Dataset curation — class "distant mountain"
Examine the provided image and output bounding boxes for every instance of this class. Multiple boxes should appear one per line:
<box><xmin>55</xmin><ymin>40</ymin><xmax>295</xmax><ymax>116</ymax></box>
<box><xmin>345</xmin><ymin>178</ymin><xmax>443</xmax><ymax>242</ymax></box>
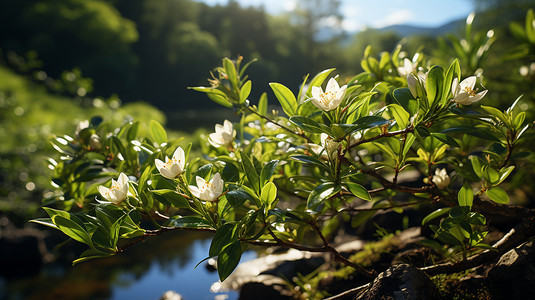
<box><xmin>376</xmin><ymin>18</ymin><xmax>465</xmax><ymax>37</ymax></box>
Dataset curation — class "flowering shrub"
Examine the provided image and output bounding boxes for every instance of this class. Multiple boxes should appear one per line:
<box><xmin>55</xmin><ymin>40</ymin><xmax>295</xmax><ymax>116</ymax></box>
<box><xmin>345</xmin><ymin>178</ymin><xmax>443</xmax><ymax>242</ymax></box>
<box><xmin>34</xmin><ymin>47</ymin><xmax>534</xmax><ymax>289</ymax></box>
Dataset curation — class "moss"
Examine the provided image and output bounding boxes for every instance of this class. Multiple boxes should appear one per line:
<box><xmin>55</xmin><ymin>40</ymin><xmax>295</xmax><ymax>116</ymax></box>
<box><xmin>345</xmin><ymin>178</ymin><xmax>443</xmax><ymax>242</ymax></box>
<box><xmin>432</xmin><ymin>272</ymin><xmax>491</xmax><ymax>300</ymax></box>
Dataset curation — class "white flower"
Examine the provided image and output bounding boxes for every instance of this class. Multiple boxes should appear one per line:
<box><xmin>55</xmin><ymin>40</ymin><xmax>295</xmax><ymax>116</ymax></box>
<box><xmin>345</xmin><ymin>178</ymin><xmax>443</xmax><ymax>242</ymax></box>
<box><xmin>98</xmin><ymin>172</ymin><xmax>129</xmax><ymax>204</ymax></box>
<box><xmin>306</xmin><ymin>133</ymin><xmax>337</xmax><ymax>158</ymax></box>
<box><xmin>432</xmin><ymin>168</ymin><xmax>450</xmax><ymax>189</ymax></box>
<box><xmin>209</xmin><ymin>120</ymin><xmax>236</xmax><ymax>148</ymax></box>
<box><xmin>189</xmin><ymin>173</ymin><xmax>224</xmax><ymax>201</ymax></box>
<box><xmin>407</xmin><ymin>72</ymin><xmax>427</xmax><ymax>99</ymax></box>
<box><xmin>310</xmin><ymin>78</ymin><xmax>347</xmax><ymax>111</ymax></box>
<box><xmin>452</xmin><ymin>76</ymin><xmax>487</xmax><ymax>105</ymax></box>
<box><xmin>155</xmin><ymin>147</ymin><xmax>186</xmax><ymax>179</ymax></box>
<box><xmin>398</xmin><ymin>58</ymin><xmax>417</xmax><ymax>77</ymax></box>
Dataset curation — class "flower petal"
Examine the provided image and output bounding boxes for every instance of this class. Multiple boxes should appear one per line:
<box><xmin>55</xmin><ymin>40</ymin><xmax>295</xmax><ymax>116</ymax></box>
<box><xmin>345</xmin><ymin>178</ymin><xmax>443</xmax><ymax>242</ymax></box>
<box><xmin>460</xmin><ymin>76</ymin><xmax>477</xmax><ymax>90</ymax></box>
<box><xmin>98</xmin><ymin>186</ymin><xmax>111</xmax><ymax>201</ymax></box>
<box><xmin>189</xmin><ymin>185</ymin><xmax>201</xmax><ymax>198</ymax></box>
<box><xmin>311</xmin><ymin>86</ymin><xmax>322</xmax><ymax>100</ymax></box>
<box><xmin>326</xmin><ymin>78</ymin><xmax>340</xmax><ymax>92</ymax></box>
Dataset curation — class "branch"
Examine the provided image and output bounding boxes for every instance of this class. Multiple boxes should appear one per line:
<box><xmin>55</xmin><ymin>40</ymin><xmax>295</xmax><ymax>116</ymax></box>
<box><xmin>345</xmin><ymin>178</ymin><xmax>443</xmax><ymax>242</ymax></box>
<box><xmin>348</xmin><ymin>127</ymin><xmax>414</xmax><ymax>151</ymax></box>
<box><xmin>421</xmin><ymin>216</ymin><xmax>535</xmax><ymax>276</ymax></box>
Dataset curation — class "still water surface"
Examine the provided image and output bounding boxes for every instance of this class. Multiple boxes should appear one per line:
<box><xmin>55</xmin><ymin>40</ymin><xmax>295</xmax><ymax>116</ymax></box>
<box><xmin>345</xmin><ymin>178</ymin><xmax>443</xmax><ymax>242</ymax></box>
<box><xmin>1</xmin><ymin>230</ymin><xmax>255</xmax><ymax>300</ymax></box>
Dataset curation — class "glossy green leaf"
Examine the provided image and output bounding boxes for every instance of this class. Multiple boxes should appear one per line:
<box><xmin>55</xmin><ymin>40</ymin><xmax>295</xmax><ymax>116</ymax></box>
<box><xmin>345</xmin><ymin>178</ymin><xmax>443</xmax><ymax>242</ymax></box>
<box><xmin>150</xmin><ymin>120</ymin><xmax>167</xmax><ymax>146</ymax></box>
<box><xmin>223</xmin><ymin>58</ymin><xmax>238</xmax><ymax>90</ymax></box>
<box><xmin>470</xmin><ymin>156</ymin><xmax>483</xmax><ymax>178</ymax></box>
<box><xmin>151</xmin><ymin>189</ymin><xmax>190</xmax><ymax>208</ymax></box>
<box><xmin>240</xmin><ymin>152</ymin><xmax>260</xmax><ymax>194</ymax></box>
<box><xmin>261</xmin><ymin>182</ymin><xmax>277</xmax><ymax>206</ymax></box>
<box><xmin>167</xmin><ymin>216</ymin><xmax>211</xmax><ymax>228</ymax></box>
<box><xmin>222</xmin><ymin>162</ymin><xmax>240</xmax><ymax>182</ymax></box>
<box><xmin>291</xmin><ymin>155</ymin><xmax>330</xmax><ymax>173</ymax></box>
<box><xmin>260</xmin><ymin>160</ymin><xmax>279</xmax><ymax>186</ymax></box>
<box><xmin>458</xmin><ymin>183</ymin><xmax>473</xmax><ymax>208</ymax></box>
<box><xmin>485</xmin><ymin>187</ymin><xmax>510</xmax><ymax>204</ymax></box>
<box><xmin>387</xmin><ymin>104</ymin><xmax>410</xmax><ymax>128</ymax></box>
<box><xmin>210</xmin><ymin>223</ymin><xmax>238</xmax><ymax>257</ymax></box>
<box><xmin>426</xmin><ymin>66</ymin><xmax>444</xmax><ymax>106</ymax></box>
<box><xmin>431</xmin><ymin>133</ymin><xmax>460</xmax><ymax>148</ymax></box>
<box><xmin>422</xmin><ymin>207</ymin><xmax>452</xmax><ymax>225</ymax></box>
<box><xmin>496</xmin><ymin>166</ymin><xmax>515</xmax><ymax>185</ymax></box>
<box><xmin>289</xmin><ymin>116</ymin><xmax>324</xmax><ymax>133</ymax></box>
<box><xmin>270</xmin><ymin>82</ymin><xmax>297</xmax><ymax>117</ymax></box>
<box><xmin>226</xmin><ymin>189</ymin><xmax>253</xmax><ymax>207</ymax></box>
<box><xmin>217</xmin><ymin>241</ymin><xmax>242</xmax><ymax>281</ymax></box>
<box><xmin>239</xmin><ymin>80</ymin><xmax>252</xmax><ymax>103</ymax></box>
<box><xmin>346</xmin><ymin>182</ymin><xmax>371</xmax><ymax>201</ymax></box>
<box><xmin>307</xmin><ymin>182</ymin><xmax>340</xmax><ymax>210</ymax></box>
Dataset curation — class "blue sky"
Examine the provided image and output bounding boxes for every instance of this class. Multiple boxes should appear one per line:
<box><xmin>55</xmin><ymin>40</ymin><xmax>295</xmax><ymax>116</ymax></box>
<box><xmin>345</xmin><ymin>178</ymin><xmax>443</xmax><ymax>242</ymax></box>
<box><xmin>199</xmin><ymin>0</ymin><xmax>474</xmax><ymax>31</ymax></box>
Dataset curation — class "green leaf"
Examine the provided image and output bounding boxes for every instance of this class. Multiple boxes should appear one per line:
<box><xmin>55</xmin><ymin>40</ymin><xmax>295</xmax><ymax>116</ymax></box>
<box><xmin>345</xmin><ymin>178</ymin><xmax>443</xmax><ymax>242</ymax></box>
<box><xmin>289</xmin><ymin>116</ymin><xmax>324</xmax><ymax>134</ymax></box>
<box><xmin>226</xmin><ymin>189</ymin><xmax>253</xmax><ymax>207</ymax></box>
<box><xmin>193</xmin><ymin>87</ymin><xmax>233</xmax><ymax>108</ymax></box>
<box><xmin>127</xmin><ymin>121</ymin><xmax>140</xmax><ymax>142</ymax></box>
<box><xmin>217</xmin><ymin>241</ymin><xmax>242</xmax><ymax>281</ymax></box>
<box><xmin>258</xmin><ymin>92</ymin><xmax>268</xmax><ymax>115</ymax></box>
<box><xmin>426</xmin><ymin>66</ymin><xmax>444</xmax><ymax>106</ymax></box>
<box><xmin>210</xmin><ymin>223</ymin><xmax>238</xmax><ymax>257</ymax></box>
<box><xmin>73</xmin><ymin>249</ymin><xmax>114</xmax><ymax>265</ymax></box>
<box><xmin>392</xmin><ymin>88</ymin><xmax>418</xmax><ymax>115</ymax></box>
<box><xmin>482</xmin><ymin>167</ymin><xmax>500</xmax><ymax>185</ymax></box>
<box><xmin>223</xmin><ymin>58</ymin><xmax>238</xmax><ymax>90</ymax></box>
<box><xmin>260</xmin><ymin>160</ymin><xmax>279</xmax><ymax>187</ymax></box>
<box><xmin>467</xmin><ymin>212</ymin><xmax>486</xmax><ymax>225</ymax></box>
<box><xmin>240</xmin><ymin>152</ymin><xmax>260</xmax><ymax>194</ymax></box>
<box><xmin>431</xmin><ymin>133</ymin><xmax>460</xmax><ymax>148</ymax></box>
<box><xmin>269</xmin><ymin>82</ymin><xmax>297</xmax><ymax>117</ymax></box>
<box><xmin>167</xmin><ymin>216</ymin><xmax>211</xmax><ymax>228</ymax></box>
<box><xmin>151</xmin><ymin>189</ymin><xmax>190</xmax><ymax>208</ymax></box>
<box><xmin>239</xmin><ymin>80</ymin><xmax>252</xmax><ymax>103</ymax></box>
<box><xmin>43</xmin><ymin>208</ymin><xmax>94</xmax><ymax>248</ymax></box>
<box><xmin>291</xmin><ymin>155</ymin><xmax>331</xmax><ymax>173</ymax></box>
<box><xmin>485</xmin><ymin>187</ymin><xmax>510</xmax><ymax>204</ymax></box>
<box><xmin>470</xmin><ymin>156</ymin><xmax>484</xmax><ymax>178</ymax></box>
<box><xmin>261</xmin><ymin>182</ymin><xmax>277</xmax><ymax>207</ymax></box>
<box><xmin>346</xmin><ymin>182</ymin><xmax>371</xmax><ymax>201</ymax></box>
<box><xmin>150</xmin><ymin>120</ymin><xmax>167</xmax><ymax>146</ymax></box>
<box><xmin>442</xmin><ymin>59</ymin><xmax>460</xmax><ymax>105</ymax></box>
<box><xmin>422</xmin><ymin>207</ymin><xmax>452</xmax><ymax>225</ymax></box>
<box><xmin>458</xmin><ymin>183</ymin><xmax>474</xmax><ymax>208</ymax></box>
<box><xmin>496</xmin><ymin>166</ymin><xmax>515</xmax><ymax>185</ymax></box>
<box><xmin>307</xmin><ymin>182</ymin><xmax>341</xmax><ymax>210</ymax></box>
<box><xmin>54</xmin><ymin>215</ymin><xmax>94</xmax><ymax>247</ymax></box>
<box><xmin>387</xmin><ymin>104</ymin><xmax>410</xmax><ymax>129</ymax></box>
<box><xmin>222</xmin><ymin>162</ymin><xmax>240</xmax><ymax>182</ymax></box>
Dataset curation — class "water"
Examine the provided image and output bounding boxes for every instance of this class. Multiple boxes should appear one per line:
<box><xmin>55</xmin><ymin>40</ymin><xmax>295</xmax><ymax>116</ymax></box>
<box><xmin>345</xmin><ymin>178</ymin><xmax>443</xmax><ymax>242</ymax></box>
<box><xmin>1</xmin><ymin>230</ymin><xmax>255</xmax><ymax>300</ymax></box>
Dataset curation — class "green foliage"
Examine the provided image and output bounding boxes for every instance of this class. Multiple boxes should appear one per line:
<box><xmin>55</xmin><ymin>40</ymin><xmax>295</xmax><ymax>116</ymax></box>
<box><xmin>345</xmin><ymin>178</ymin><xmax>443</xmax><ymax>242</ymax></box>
<box><xmin>36</xmin><ymin>48</ymin><xmax>535</xmax><ymax>284</ymax></box>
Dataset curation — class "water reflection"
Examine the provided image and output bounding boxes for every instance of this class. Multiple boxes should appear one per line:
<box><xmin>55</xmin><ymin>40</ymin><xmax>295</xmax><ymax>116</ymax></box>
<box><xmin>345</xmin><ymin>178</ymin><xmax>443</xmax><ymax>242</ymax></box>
<box><xmin>1</xmin><ymin>230</ymin><xmax>253</xmax><ymax>300</ymax></box>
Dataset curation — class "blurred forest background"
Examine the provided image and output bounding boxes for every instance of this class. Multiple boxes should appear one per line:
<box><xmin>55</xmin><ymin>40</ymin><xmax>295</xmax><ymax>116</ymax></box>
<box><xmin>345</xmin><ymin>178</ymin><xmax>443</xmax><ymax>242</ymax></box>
<box><xmin>0</xmin><ymin>0</ymin><xmax>534</xmax><ymax>225</ymax></box>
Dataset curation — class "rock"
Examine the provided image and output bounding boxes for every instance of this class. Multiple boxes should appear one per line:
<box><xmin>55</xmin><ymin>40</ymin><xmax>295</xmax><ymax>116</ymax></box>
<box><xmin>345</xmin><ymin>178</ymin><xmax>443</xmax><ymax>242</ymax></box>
<box><xmin>355</xmin><ymin>264</ymin><xmax>437</xmax><ymax>300</ymax></box>
<box><xmin>487</xmin><ymin>240</ymin><xmax>535</xmax><ymax>299</ymax></box>
<box><xmin>211</xmin><ymin>249</ymin><xmax>325</xmax><ymax>299</ymax></box>
<box><xmin>236</xmin><ymin>275</ymin><xmax>293</xmax><ymax>300</ymax></box>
